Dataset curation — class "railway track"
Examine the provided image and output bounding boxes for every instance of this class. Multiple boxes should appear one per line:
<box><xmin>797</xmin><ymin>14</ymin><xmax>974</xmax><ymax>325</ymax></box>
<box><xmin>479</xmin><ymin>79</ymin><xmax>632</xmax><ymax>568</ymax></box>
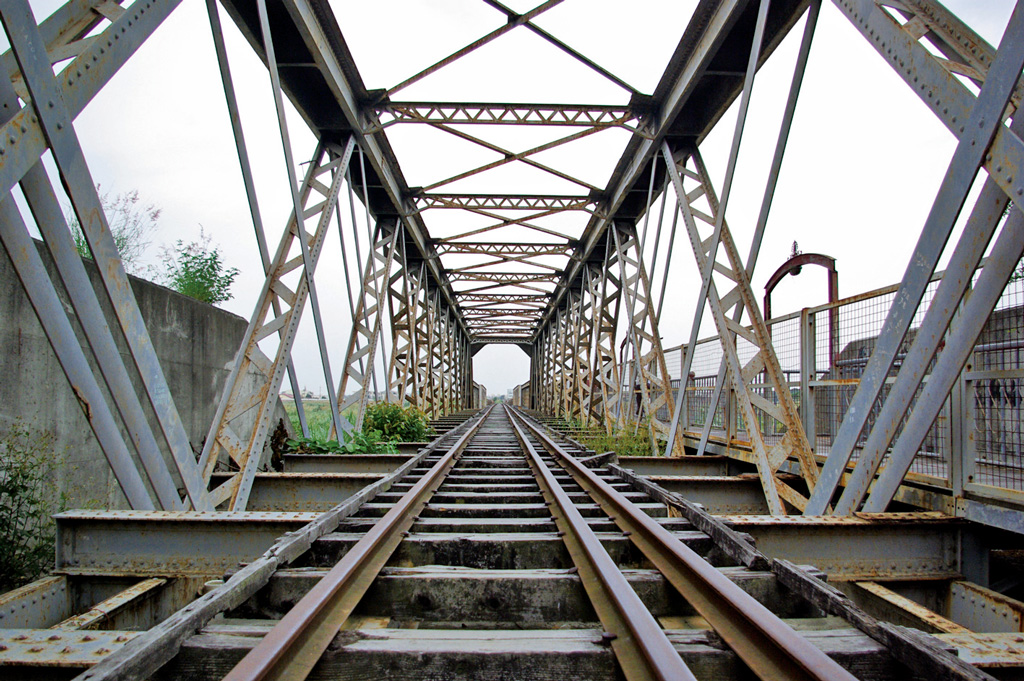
<box><xmin>69</xmin><ymin>405</ymin><xmax>991</xmax><ymax>681</ymax></box>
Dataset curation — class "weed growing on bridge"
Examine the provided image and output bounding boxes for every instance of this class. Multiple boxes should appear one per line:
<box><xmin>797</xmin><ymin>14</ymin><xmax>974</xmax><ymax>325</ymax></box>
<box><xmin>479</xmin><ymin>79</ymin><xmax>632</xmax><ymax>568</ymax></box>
<box><xmin>363</xmin><ymin>403</ymin><xmax>434</xmax><ymax>442</ymax></box>
<box><xmin>579</xmin><ymin>424</ymin><xmax>656</xmax><ymax>458</ymax></box>
<box><xmin>286</xmin><ymin>429</ymin><xmax>396</xmax><ymax>455</ymax></box>
<box><xmin>283</xmin><ymin>401</ymin><xmax>431</xmax><ymax>455</ymax></box>
<box><xmin>0</xmin><ymin>424</ymin><xmax>66</xmax><ymax>591</ymax></box>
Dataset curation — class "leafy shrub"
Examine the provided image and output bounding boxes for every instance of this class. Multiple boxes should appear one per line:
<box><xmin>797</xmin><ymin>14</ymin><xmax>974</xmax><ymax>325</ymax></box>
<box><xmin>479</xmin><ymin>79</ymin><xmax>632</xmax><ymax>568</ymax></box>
<box><xmin>159</xmin><ymin>228</ymin><xmax>239</xmax><ymax>305</ymax></box>
<box><xmin>0</xmin><ymin>425</ymin><xmax>66</xmax><ymax>591</ymax></box>
<box><xmin>362</xmin><ymin>402</ymin><xmax>434</xmax><ymax>442</ymax></box>
<box><xmin>286</xmin><ymin>428</ymin><xmax>397</xmax><ymax>455</ymax></box>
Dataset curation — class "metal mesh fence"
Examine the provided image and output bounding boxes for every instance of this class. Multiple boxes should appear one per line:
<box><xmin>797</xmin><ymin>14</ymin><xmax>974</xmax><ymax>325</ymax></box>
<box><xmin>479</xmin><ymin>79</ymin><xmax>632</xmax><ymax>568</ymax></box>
<box><xmin>663</xmin><ymin>262</ymin><xmax>1023</xmax><ymax>500</ymax></box>
<box><xmin>808</xmin><ymin>275</ymin><xmax>949</xmax><ymax>482</ymax></box>
<box><xmin>970</xmin><ymin>272</ymin><xmax>1023</xmax><ymax>491</ymax></box>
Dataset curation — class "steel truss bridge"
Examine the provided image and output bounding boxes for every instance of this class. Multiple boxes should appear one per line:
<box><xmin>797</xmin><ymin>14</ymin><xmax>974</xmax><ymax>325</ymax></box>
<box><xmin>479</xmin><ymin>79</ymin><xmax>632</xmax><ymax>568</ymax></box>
<box><xmin>1</xmin><ymin>0</ymin><xmax>1024</xmax><ymax>677</ymax></box>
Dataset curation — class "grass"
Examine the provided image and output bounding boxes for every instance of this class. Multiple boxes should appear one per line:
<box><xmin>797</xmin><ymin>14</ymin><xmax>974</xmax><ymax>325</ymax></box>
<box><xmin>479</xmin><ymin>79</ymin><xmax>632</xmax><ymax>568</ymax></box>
<box><xmin>578</xmin><ymin>424</ymin><xmax>658</xmax><ymax>457</ymax></box>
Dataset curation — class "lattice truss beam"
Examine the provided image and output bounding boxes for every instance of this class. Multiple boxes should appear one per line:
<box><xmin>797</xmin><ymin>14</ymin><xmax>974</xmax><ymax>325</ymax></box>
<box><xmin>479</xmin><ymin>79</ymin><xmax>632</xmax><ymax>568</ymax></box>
<box><xmin>3</xmin><ymin>0</ymin><xmax>1023</xmax><ymax>524</ymax></box>
<box><xmin>0</xmin><ymin>0</ymin><xmax>217</xmax><ymax>513</ymax></box>
<box><xmin>200</xmin><ymin>139</ymin><xmax>355</xmax><ymax>509</ymax></box>
<box><xmin>662</xmin><ymin>146</ymin><xmax>819</xmax><ymax>513</ymax></box>
<box><xmin>361</xmin><ymin>0</ymin><xmax>647</xmax><ymax>346</ymax></box>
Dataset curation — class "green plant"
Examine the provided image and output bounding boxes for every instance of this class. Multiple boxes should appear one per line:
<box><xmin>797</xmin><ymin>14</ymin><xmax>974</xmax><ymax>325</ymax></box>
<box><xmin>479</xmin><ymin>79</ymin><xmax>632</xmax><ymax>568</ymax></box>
<box><xmin>159</xmin><ymin>228</ymin><xmax>239</xmax><ymax>304</ymax></box>
<box><xmin>68</xmin><ymin>185</ymin><xmax>160</xmax><ymax>276</ymax></box>
<box><xmin>579</xmin><ymin>424</ymin><xmax>656</xmax><ymax>458</ymax></box>
<box><xmin>0</xmin><ymin>424</ymin><xmax>66</xmax><ymax>591</ymax></box>
<box><xmin>362</xmin><ymin>402</ymin><xmax>434</xmax><ymax>442</ymax></box>
<box><xmin>286</xmin><ymin>428</ymin><xmax>397</xmax><ymax>455</ymax></box>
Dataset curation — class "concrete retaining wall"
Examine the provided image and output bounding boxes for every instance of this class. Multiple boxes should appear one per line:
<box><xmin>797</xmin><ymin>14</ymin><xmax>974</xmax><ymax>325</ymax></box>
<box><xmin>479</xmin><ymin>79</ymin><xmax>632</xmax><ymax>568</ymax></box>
<box><xmin>0</xmin><ymin>239</ymin><xmax>284</xmax><ymax>509</ymax></box>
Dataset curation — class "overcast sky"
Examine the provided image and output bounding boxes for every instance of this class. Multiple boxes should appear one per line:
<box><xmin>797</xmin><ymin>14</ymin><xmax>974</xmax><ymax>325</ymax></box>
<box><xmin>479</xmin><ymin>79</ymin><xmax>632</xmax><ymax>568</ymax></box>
<box><xmin>7</xmin><ymin>0</ymin><xmax>1017</xmax><ymax>397</ymax></box>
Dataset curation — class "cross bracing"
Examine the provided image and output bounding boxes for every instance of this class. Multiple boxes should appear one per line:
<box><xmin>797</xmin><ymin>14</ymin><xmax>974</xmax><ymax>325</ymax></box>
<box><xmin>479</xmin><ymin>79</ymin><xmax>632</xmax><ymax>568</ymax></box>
<box><xmin>0</xmin><ymin>0</ymin><xmax>1021</xmax><ymax>535</ymax></box>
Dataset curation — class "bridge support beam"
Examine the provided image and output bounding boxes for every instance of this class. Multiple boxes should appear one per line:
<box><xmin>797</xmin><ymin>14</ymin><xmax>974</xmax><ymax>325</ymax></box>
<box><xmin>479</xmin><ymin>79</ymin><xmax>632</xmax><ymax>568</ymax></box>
<box><xmin>200</xmin><ymin>139</ymin><xmax>355</xmax><ymax>511</ymax></box>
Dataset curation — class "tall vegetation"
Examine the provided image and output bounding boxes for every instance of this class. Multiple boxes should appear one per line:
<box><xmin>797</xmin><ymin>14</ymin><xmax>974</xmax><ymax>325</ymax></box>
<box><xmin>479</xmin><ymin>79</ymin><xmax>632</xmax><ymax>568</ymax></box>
<box><xmin>69</xmin><ymin>186</ymin><xmax>159</xmax><ymax>276</ymax></box>
<box><xmin>362</xmin><ymin>403</ymin><xmax>434</xmax><ymax>442</ymax></box>
<box><xmin>283</xmin><ymin>402</ymin><xmax>434</xmax><ymax>455</ymax></box>
<box><xmin>0</xmin><ymin>425</ymin><xmax>66</xmax><ymax>591</ymax></box>
<box><xmin>159</xmin><ymin>228</ymin><xmax>240</xmax><ymax>304</ymax></box>
<box><xmin>69</xmin><ymin>187</ymin><xmax>239</xmax><ymax>305</ymax></box>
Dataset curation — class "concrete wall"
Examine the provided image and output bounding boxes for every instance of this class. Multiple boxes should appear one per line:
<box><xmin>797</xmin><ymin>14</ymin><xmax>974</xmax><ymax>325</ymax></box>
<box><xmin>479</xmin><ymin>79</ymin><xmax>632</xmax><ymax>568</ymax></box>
<box><xmin>0</xmin><ymin>239</ymin><xmax>285</xmax><ymax>509</ymax></box>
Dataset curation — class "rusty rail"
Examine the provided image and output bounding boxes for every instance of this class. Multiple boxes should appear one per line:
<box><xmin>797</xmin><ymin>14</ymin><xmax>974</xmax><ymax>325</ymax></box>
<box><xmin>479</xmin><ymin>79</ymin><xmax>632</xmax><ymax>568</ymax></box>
<box><xmin>508</xmin><ymin>405</ymin><xmax>858</xmax><ymax>681</ymax></box>
<box><xmin>220</xmin><ymin>405</ymin><xmax>495</xmax><ymax>681</ymax></box>
<box><xmin>505</xmin><ymin>405</ymin><xmax>696</xmax><ymax>681</ymax></box>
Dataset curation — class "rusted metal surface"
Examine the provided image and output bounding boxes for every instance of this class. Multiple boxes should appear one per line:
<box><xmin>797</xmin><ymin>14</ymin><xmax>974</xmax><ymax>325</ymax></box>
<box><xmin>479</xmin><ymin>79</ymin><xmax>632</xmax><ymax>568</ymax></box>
<box><xmin>935</xmin><ymin>632</ymin><xmax>1024</xmax><ymax>669</ymax></box>
<box><xmin>949</xmin><ymin>581</ymin><xmax>1024</xmax><ymax>633</ymax></box>
<box><xmin>510</xmin><ymin>406</ymin><xmax>856</xmax><ymax>681</ymax></box>
<box><xmin>722</xmin><ymin>513</ymin><xmax>962</xmax><ymax>580</ymax></box>
<box><xmin>506</xmin><ymin>406</ymin><xmax>697</xmax><ymax>681</ymax></box>
<box><xmin>208</xmin><ymin>473</ymin><xmax>385</xmax><ymax>513</ymax></box>
<box><xmin>51</xmin><ymin>578</ymin><xmax>167</xmax><ymax>631</ymax></box>
<box><xmin>850</xmin><ymin>582</ymin><xmax>970</xmax><ymax>635</ymax></box>
<box><xmin>0</xmin><ymin>576</ymin><xmax>71</xmax><ymax>630</ymax></box>
<box><xmin>221</xmin><ymin>406</ymin><xmax>494</xmax><ymax>681</ymax></box>
<box><xmin>0</xmin><ymin>628</ymin><xmax>138</xmax><ymax>667</ymax></box>
<box><xmin>55</xmin><ymin>511</ymin><xmax>321</xmax><ymax>576</ymax></box>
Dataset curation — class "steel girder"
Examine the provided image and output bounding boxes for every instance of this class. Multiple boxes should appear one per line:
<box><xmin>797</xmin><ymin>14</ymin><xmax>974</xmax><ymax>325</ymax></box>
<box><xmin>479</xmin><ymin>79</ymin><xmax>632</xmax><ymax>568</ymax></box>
<box><xmin>578</xmin><ymin>264</ymin><xmax>606</xmax><ymax>427</ymax></box>
<box><xmin>562</xmin><ymin>288</ymin><xmax>586</xmax><ymax>420</ymax></box>
<box><xmin>334</xmin><ymin>219</ymin><xmax>401</xmax><ymax>431</ymax></box>
<box><xmin>386</xmin><ymin>252</ymin><xmax>422</xmax><ymax>410</ymax></box>
<box><xmin>805</xmin><ymin>0</ymin><xmax>1024</xmax><ymax>515</ymax></box>
<box><xmin>415</xmin><ymin>194</ymin><xmax>592</xmax><ymax>212</ymax></box>
<box><xmin>609</xmin><ymin>223</ymin><xmax>685</xmax><ymax>456</ymax></box>
<box><xmin>404</xmin><ymin>282</ymin><xmax>471</xmax><ymax>418</ymax></box>
<box><xmin>663</xmin><ymin>146</ymin><xmax>819</xmax><ymax>514</ymax></box>
<box><xmin>200</xmin><ymin>139</ymin><xmax>354</xmax><ymax>510</ymax></box>
<box><xmin>418</xmin><ymin>288</ymin><xmax>441</xmax><ymax>417</ymax></box>
<box><xmin>571</xmin><ymin>266</ymin><xmax>599</xmax><ymax>426</ymax></box>
<box><xmin>591</xmin><ymin>241</ymin><xmax>624</xmax><ymax>434</ymax></box>
<box><xmin>374</xmin><ymin>102</ymin><xmax>640</xmax><ymax>133</ymax></box>
<box><xmin>0</xmin><ymin>0</ymin><xmax>216</xmax><ymax>511</ymax></box>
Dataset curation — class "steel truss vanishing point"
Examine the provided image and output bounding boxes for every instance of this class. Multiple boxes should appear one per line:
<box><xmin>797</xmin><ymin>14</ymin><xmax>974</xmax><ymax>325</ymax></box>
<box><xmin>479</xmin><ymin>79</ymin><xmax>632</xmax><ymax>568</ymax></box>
<box><xmin>0</xmin><ymin>0</ymin><xmax>1022</xmax><ymax>525</ymax></box>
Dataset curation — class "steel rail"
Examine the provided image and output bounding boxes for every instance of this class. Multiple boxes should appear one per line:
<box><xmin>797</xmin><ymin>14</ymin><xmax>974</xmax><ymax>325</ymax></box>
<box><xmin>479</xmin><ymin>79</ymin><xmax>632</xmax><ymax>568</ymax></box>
<box><xmin>508</xmin><ymin>406</ymin><xmax>859</xmax><ymax>681</ymax></box>
<box><xmin>503</xmin><ymin>405</ymin><xmax>696</xmax><ymax>681</ymax></box>
<box><xmin>221</xmin><ymin>405</ymin><xmax>495</xmax><ymax>681</ymax></box>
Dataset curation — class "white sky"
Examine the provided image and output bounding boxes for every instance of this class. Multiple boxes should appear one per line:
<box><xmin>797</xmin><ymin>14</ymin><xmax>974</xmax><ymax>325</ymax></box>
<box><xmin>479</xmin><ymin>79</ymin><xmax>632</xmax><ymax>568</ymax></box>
<box><xmin>7</xmin><ymin>0</ymin><xmax>1017</xmax><ymax>397</ymax></box>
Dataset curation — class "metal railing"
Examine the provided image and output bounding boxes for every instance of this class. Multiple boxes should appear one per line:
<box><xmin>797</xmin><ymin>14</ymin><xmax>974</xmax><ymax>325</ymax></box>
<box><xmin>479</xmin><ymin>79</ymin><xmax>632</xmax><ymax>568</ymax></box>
<box><xmin>664</xmin><ymin>267</ymin><xmax>1024</xmax><ymax>507</ymax></box>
